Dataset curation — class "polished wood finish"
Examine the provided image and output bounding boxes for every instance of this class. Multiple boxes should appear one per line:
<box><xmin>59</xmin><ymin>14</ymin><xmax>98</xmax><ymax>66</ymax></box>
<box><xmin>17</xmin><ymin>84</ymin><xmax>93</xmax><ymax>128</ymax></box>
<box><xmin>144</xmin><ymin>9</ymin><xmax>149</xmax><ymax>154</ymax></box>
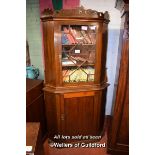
<box><xmin>107</xmin><ymin>1</ymin><xmax>129</xmax><ymax>154</ymax></box>
<box><xmin>41</xmin><ymin>7</ymin><xmax>110</xmax><ymax>142</ymax></box>
<box><xmin>64</xmin><ymin>91</ymin><xmax>94</xmax><ymax>98</ymax></box>
<box><xmin>26</xmin><ymin>123</ymin><xmax>43</xmax><ymax>155</ymax></box>
<box><xmin>41</xmin><ymin>6</ymin><xmax>110</xmax><ymax>23</ymax></box>
<box><xmin>26</xmin><ymin>79</ymin><xmax>47</xmax><ymax>139</ymax></box>
<box><xmin>44</xmin><ymin>89</ymin><xmax>107</xmax><ymax>141</ymax></box>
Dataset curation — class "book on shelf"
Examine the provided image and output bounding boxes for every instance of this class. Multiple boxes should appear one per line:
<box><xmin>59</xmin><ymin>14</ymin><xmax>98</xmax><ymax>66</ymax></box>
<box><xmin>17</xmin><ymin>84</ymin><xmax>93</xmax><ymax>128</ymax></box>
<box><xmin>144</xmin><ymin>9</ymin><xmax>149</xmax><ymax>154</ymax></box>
<box><xmin>66</xmin><ymin>33</ymin><xmax>76</xmax><ymax>44</ymax></box>
<box><xmin>61</xmin><ymin>26</ymin><xmax>96</xmax><ymax>45</ymax></box>
<box><xmin>62</xmin><ymin>33</ymin><xmax>70</xmax><ymax>44</ymax></box>
<box><xmin>62</xmin><ymin>27</ymin><xmax>78</xmax><ymax>44</ymax></box>
<box><xmin>62</xmin><ymin>59</ymin><xmax>76</xmax><ymax>65</ymax></box>
<box><xmin>80</xmin><ymin>30</ymin><xmax>92</xmax><ymax>44</ymax></box>
<box><xmin>62</xmin><ymin>67</ymin><xmax>95</xmax><ymax>82</ymax></box>
<box><xmin>89</xmin><ymin>33</ymin><xmax>96</xmax><ymax>44</ymax></box>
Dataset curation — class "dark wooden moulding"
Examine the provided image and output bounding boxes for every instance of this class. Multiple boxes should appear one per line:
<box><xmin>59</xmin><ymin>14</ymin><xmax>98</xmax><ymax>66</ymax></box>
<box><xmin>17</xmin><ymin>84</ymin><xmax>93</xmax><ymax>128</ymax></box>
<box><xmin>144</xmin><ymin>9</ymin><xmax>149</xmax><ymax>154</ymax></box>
<box><xmin>40</xmin><ymin>6</ymin><xmax>110</xmax><ymax>143</ymax></box>
<box><xmin>107</xmin><ymin>0</ymin><xmax>129</xmax><ymax>154</ymax></box>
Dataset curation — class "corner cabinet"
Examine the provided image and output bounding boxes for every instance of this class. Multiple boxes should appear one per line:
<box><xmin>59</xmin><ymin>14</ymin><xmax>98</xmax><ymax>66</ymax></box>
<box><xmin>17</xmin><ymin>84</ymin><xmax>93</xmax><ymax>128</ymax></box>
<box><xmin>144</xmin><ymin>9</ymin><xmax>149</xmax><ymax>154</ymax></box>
<box><xmin>41</xmin><ymin>7</ymin><xmax>110</xmax><ymax>142</ymax></box>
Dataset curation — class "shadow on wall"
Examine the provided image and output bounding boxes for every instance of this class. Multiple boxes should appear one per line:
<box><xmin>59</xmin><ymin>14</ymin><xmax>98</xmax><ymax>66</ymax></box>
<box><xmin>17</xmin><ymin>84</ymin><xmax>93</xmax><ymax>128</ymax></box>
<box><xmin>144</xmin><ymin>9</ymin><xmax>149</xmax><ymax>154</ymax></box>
<box><xmin>106</xmin><ymin>29</ymin><xmax>121</xmax><ymax>115</ymax></box>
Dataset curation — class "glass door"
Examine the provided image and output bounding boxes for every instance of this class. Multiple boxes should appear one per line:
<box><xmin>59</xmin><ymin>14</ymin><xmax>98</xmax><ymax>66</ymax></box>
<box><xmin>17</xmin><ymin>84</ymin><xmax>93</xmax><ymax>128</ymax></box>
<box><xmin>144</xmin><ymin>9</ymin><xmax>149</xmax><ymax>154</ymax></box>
<box><xmin>61</xmin><ymin>25</ymin><xmax>97</xmax><ymax>83</ymax></box>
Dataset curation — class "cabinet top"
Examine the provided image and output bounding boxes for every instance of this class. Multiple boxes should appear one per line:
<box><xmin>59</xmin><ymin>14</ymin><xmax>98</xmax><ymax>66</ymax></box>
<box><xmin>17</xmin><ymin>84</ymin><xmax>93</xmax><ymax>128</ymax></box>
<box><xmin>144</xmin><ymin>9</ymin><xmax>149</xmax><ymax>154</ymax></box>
<box><xmin>41</xmin><ymin>6</ymin><xmax>110</xmax><ymax>23</ymax></box>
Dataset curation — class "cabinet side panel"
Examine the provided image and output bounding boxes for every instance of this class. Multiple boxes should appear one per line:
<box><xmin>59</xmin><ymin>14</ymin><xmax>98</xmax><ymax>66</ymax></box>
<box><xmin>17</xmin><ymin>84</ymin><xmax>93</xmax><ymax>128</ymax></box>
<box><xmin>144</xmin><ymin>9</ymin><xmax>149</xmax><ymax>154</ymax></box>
<box><xmin>101</xmin><ymin>23</ymin><xmax>108</xmax><ymax>83</ymax></box>
<box><xmin>42</xmin><ymin>21</ymin><xmax>56</xmax><ymax>85</ymax></box>
<box><xmin>116</xmin><ymin>78</ymin><xmax>129</xmax><ymax>145</ymax></box>
<box><xmin>44</xmin><ymin>92</ymin><xmax>58</xmax><ymax>137</ymax></box>
<box><xmin>99</xmin><ymin>88</ymin><xmax>107</xmax><ymax>133</ymax></box>
<box><xmin>94</xmin><ymin>23</ymin><xmax>102</xmax><ymax>84</ymax></box>
<box><xmin>53</xmin><ymin>22</ymin><xmax>62</xmax><ymax>86</ymax></box>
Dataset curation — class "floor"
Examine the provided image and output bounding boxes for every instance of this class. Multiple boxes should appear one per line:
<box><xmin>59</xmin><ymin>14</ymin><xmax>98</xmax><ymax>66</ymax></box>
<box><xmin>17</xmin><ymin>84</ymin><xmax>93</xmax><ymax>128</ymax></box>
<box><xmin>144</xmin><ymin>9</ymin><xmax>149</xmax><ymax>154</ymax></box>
<box><xmin>43</xmin><ymin>118</ymin><xmax>111</xmax><ymax>155</ymax></box>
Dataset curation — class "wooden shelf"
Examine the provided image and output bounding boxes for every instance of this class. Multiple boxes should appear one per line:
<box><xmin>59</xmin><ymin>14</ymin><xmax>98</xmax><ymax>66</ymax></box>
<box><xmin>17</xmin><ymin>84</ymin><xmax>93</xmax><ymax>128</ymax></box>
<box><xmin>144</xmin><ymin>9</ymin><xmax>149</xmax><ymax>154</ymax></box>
<box><xmin>62</xmin><ymin>63</ymin><xmax>95</xmax><ymax>67</ymax></box>
<box><xmin>62</xmin><ymin>44</ymin><xmax>96</xmax><ymax>46</ymax></box>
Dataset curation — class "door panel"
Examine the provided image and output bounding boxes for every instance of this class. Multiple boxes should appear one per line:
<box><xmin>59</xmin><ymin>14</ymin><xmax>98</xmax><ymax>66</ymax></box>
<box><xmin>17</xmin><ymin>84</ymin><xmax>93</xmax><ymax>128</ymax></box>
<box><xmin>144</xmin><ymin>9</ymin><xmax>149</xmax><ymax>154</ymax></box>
<box><xmin>117</xmin><ymin>80</ymin><xmax>129</xmax><ymax>146</ymax></box>
<box><xmin>63</xmin><ymin>95</ymin><xmax>95</xmax><ymax>136</ymax></box>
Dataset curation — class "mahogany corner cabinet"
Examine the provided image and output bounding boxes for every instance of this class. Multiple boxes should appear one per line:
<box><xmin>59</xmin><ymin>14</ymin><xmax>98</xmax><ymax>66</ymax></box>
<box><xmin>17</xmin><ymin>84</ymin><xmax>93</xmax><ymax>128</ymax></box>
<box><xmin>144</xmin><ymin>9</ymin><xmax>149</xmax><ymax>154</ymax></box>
<box><xmin>41</xmin><ymin>6</ymin><xmax>110</xmax><ymax>142</ymax></box>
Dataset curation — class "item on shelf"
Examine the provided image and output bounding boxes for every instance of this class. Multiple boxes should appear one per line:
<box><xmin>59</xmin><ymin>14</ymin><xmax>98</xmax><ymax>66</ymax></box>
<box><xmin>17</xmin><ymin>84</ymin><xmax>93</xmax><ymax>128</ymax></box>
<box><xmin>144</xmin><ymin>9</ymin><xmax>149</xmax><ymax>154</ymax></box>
<box><xmin>81</xmin><ymin>30</ymin><xmax>92</xmax><ymax>44</ymax></box>
<box><xmin>69</xmin><ymin>27</ymin><xmax>78</xmax><ymax>43</ymax></box>
<box><xmin>70</xmin><ymin>55</ymin><xmax>87</xmax><ymax>62</ymax></box>
<box><xmin>70</xmin><ymin>27</ymin><xmax>77</xmax><ymax>38</ymax></box>
<box><xmin>61</xmin><ymin>32</ymin><xmax>70</xmax><ymax>44</ymax></box>
<box><xmin>89</xmin><ymin>33</ymin><xmax>96</xmax><ymax>44</ymax></box>
<box><xmin>61</xmin><ymin>25</ymin><xmax>96</xmax><ymax>45</ymax></box>
<box><xmin>88</xmin><ymin>51</ymin><xmax>95</xmax><ymax>63</ymax></box>
<box><xmin>74</xmin><ymin>30</ymin><xmax>83</xmax><ymax>44</ymax></box>
<box><xmin>89</xmin><ymin>25</ymin><xmax>96</xmax><ymax>30</ymax></box>
<box><xmin>62</xmin><ymin>52</ymin><xmax>68</xmax><ymax>59</ymax></box>
<box><xmin>62</xmin><ymin>27</ymin><xmax>77</xmax><ymax>44</ymax></box>
<box><xmin>88</xmin><ymin>26</ymin><xmax>96</xmax><ymax>44</ymax></box>
<box><xmin>66</xmin><ymin>33</ymin><xmax>76</xmax><ymax>44</ymax></box>
<box><xmin>62</xmin><ymin>67</ymin><xmax>95</xmax><ymax>83</ymax></box>
<box><xmin>62</xmin><ymin>59</ymin><xmax>76</xmax><ymax>65</ymax></box>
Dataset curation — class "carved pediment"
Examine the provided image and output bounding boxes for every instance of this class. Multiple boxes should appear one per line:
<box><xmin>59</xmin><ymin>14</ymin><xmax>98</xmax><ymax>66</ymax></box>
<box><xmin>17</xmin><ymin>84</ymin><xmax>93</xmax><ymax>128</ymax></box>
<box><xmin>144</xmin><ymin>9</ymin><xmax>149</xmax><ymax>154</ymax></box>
<box><xmin>41</xmin><ymin>8</ymin><xmax>54</xmax><ymax>16</ymax></box>
<box><xmin>41</xmin><ymin>6</ymin><xmax>110</xmax><ymax>22</ymax></box>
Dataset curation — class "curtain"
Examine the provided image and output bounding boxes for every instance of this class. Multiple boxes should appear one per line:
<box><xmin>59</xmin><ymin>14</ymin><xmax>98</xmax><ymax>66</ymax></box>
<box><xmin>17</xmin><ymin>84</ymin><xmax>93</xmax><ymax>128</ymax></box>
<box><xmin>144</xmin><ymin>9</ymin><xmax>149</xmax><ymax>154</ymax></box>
<box><xmin>52</xmin><ymin>0</ymin><xmax>80</xmax><ymax>10</ymax></box>
<box><xmin>39</xmin><ymin>0</ymin><xmax>80</xmax><ymax>12</ymax></box>
<box><xmin>39</xmin><ymin>0</ymin><xmax>53</xmax><ymax>14</ymax></box>
<box><xmin>63</xmin><ymin>0</ymin><xmax>80</xmax><ymax>9</ymax></box>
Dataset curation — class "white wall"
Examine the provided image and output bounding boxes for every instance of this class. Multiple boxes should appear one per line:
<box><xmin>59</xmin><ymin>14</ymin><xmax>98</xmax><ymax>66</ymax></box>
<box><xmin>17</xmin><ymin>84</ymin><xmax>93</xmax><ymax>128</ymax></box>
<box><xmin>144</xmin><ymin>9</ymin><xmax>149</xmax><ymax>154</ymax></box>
<box><xmin>81</xmin><ymin>0</ymin><xmax>121</xmax><ymax>115</ymax></box>
<box><xmin>26</xmin><ymin>0</ymin><xmax>44</xmax><ymax>79</ymax></box>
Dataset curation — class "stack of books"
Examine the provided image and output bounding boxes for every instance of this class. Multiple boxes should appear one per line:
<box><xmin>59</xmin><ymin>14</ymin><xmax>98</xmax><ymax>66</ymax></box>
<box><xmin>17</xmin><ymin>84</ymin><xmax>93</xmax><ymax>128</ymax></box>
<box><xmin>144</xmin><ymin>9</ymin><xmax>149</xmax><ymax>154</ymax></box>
<box><xmin>61</xmin><ymin>26</ymin><xmax>96</xmax><ymax>45</ymax></box>
<box><xmin>62</xmin><ymin>27</ymin><xmax>78</xmax><ymax>44</ymax></box>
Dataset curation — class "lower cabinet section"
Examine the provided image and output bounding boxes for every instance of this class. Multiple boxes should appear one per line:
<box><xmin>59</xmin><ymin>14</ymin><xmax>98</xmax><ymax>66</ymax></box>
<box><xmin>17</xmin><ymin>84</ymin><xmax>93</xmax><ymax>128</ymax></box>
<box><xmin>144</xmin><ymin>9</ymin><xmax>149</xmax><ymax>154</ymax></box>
<box><xmin>44</xmin><ymin>88</ymin><xmax>107</xmax><ymax>142</ymax></box>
